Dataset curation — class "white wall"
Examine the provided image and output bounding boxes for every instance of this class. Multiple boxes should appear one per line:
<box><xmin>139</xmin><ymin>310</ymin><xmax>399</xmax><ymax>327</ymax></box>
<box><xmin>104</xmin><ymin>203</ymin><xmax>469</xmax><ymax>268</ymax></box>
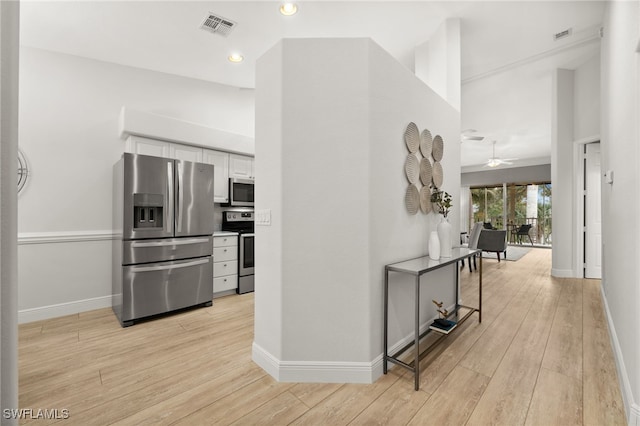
<box><xmin>415</xmin><ymin>18</ymin><xmax>461</xmax><ymax>110</ymax></box>
<box><xmin>551</xmin><ymin>69</ymin><xmax>575</xmax><ymax>277</ymax></box>
<box><xmin>254</xmin><ymin>38</ymin><xmax>460</xmax><ymax>383</ymax></box>
<box><xmin>574</xmin><ymin>51</ymin><xmax>601</xmax><ymax>141</ymax></box>
<box><xmin>461</xmin><ymin>164</ymin><xmax>551</xmax><ymax>187</ymax></box>
<box><xmin>600</xmin><ymin>1</ymin><xmax>640</xmax><ymax>423</ymax></box>
<box><xmin>17</xmin><ymin>47</ymin><xmax>255</xmax><ymax>322</ymax></box>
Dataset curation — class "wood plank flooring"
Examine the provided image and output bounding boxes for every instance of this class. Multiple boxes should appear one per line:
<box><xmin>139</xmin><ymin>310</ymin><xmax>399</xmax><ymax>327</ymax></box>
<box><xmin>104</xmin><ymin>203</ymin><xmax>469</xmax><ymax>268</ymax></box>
<box><xmin>18</xmin><ymin>248</ymin><xmax>626</xmax><ymax>425</ymax></box>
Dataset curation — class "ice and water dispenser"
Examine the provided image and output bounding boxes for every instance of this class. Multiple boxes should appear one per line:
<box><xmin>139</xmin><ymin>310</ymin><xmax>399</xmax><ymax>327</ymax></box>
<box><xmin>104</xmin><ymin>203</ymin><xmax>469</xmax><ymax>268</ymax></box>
<box><xmin>133</xmin><ymin>193</ymin><xmax>164</xmax><ymax>229</ymax></box>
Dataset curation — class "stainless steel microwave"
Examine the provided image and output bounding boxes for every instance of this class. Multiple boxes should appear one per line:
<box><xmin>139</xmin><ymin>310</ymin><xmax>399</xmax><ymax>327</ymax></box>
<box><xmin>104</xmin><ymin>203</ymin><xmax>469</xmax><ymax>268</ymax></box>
<box><xmin>227</xmin><ymin>178</ymin><xmax>254</xmax><ymax>207</ymax></box>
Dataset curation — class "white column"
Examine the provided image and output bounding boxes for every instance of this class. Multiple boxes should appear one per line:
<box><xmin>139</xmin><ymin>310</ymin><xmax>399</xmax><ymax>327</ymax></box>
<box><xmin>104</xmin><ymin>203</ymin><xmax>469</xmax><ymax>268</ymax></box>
<box><xmin>0</xmin><ymin>0</ymin><xmax>20</xmax><ymax>422</ymax></box>
<box><xmin>551</xmin><ymin>69</ymin><xmax>575</xmax><ymax>277</ymax></box>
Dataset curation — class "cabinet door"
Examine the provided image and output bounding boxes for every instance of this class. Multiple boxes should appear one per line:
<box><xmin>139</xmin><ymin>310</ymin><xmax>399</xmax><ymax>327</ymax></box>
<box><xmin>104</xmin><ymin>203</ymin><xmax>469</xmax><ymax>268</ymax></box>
<box><xmin>170</xmin><ymin>144</ymin><xmax>203</xmax><ymax>162</ymax></box>
<box><xmin>229</xmin><ymin>154</ymin><xmax>254</xmax><ymax>179</ymax></box>
<box><xmin>203</xmin><ymin>149</ymin><xmax>230</xmax><ymax>203</ymax></box>
<box><xmin>126</xmin><ymin>136</ymin><xmax>170</xmax><ymax>158</ymax></box>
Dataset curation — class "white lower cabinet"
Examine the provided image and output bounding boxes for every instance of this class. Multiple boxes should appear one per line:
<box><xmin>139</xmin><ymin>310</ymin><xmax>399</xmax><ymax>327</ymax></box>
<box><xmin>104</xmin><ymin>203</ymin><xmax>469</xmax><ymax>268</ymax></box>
<box><xmin>213</xmin><ymin>234</ymin><xmax>238</xmax><ymax>295</ymax></box>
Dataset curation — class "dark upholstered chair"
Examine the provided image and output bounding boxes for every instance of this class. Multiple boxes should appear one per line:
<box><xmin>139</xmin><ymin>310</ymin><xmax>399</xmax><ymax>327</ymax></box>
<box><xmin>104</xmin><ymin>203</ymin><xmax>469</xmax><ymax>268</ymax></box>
<box><xmin>511</xmin><ymin>224</ymin><xmax>533</xmax><ymax>245</ymax></box>
<box><xmin>477</xmin><ymin>229</ymin><xmax>508</xmax><ymax>262</ymax></box>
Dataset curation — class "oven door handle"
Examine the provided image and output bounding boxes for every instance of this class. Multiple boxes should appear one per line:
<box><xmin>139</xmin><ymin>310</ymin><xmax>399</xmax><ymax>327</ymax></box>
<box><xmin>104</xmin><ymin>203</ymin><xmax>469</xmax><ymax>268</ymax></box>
<box><xmin>130</xmin><ymin>258</ymin><xmax>209</xmax><ymax>273</ymax></box>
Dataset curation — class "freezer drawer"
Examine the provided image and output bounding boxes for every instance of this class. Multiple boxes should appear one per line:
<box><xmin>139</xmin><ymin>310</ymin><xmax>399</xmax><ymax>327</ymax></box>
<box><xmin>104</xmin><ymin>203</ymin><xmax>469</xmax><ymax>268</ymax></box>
<box><xmin>123</xmin><ymin>236</ymin><xmax>213</xmax><ymax>265</ymax></box>
<box><xmin>119</xmin><ymin>256</ymin><xmax>213</xmax><ymax>325</ymax></box>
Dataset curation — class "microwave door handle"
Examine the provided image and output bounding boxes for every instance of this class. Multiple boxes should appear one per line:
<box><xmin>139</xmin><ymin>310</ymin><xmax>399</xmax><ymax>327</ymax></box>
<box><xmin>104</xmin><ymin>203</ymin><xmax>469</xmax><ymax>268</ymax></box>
<box><xmin>167</xmin><ymin>161</ymin><xmax>173</xmax><ymax>234</ymax></box>
<box><xmin>131</xmin><ymin>258</ymin><xmax>209</xmax><ymax>273</ymax></box>
<box><xmin>176</xmin><ymin>162</ymin><xmax>183</xmax><ymax>233</ymax></box>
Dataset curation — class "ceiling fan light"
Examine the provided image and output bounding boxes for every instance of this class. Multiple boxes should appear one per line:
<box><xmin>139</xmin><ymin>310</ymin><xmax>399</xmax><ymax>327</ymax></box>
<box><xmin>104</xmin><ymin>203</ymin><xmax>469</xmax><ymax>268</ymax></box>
<box><xmin>487</xmin><ymin>159</ymin><xmax>500</xmax><ymax>168</ymax></box>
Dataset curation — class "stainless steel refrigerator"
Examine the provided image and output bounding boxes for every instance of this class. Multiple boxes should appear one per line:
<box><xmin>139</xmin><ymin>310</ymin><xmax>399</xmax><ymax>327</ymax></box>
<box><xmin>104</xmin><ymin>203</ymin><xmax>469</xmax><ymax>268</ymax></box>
<box><xmin>112</xmin><ymin>153</ymin><xmax>215</xmax><ymax>327</ymax></box>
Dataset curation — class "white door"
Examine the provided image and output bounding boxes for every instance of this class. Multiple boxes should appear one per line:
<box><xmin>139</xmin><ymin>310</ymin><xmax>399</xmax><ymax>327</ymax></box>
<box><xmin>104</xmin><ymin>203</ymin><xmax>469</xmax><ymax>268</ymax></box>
<box><xmin>585</xmin><ymin>142</ymin><xmax>602</xmax><ymax>279</ymax></box>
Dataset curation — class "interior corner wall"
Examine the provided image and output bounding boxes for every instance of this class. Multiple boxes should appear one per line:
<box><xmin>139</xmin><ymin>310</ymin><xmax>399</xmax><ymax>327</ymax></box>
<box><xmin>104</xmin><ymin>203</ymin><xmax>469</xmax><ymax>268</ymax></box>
<box><xmin>254</xmin><ymin>37</ymin><xmax>460</xmax><ymax>384</ymax></box>
<box><xmin>415</xmin><ymin>18</ymin><xmax>461</xmax><ymax>110</ymax></box>
<box><xmin>551</xmin><ymin>69</ymin><xmax>575</xmax><ymax>277</ymax></box>
<box><xmin>600</xmin><ymin>1</ymin><xmax>640</xmax><ymax>423</ymax></box>
<box><xmin>17</xmin><ymin>47</ymin><xmax>255</xmax><ymax>322</ymax></box>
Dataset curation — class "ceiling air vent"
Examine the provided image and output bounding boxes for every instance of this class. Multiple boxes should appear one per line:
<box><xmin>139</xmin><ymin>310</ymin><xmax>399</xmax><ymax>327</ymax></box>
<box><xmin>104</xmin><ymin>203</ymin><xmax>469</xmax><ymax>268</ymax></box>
<box><xmin>200</xmin><ymin>13</ymin><xmax>236</xmax><ymax>37</ymax></box>
<box><xmin>554</xmin><ymin>28</ymin><xmax>572</xmax><ymax>41</ymax></box>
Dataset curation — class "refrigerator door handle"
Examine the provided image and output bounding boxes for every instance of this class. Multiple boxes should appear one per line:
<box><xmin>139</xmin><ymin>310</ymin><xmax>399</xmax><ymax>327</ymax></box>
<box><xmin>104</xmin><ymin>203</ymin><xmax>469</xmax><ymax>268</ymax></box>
<box><xmin>130</xmin><ymin>238</ymin><xmax>210</xmax><ymax>248</ymax></box>
<box><xmin>177</xmin><ymin>161</ymin><xmax>183</xmax><ymax>233</ymax></box>
<box><xmin>130</xmin><ymin>258</ymin><xmax>209</xmax><ymax>273</ymax></box>
<box><xmin>167</xmin><ymin>161</ymin><xmax>174</xmax><ymax>234</ymax></box>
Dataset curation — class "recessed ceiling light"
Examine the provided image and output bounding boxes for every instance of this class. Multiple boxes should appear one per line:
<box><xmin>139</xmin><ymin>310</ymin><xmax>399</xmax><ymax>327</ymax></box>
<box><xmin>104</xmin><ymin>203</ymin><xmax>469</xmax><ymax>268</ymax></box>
<box><xmin>228</xmin><ymin>53</ymin><xmax>244</xmax><ymax>63</ymax></box>
<box><xmin>280</xmin><ymin>3</ymin><xmax>298</xmax><ymax>16</ymax></box>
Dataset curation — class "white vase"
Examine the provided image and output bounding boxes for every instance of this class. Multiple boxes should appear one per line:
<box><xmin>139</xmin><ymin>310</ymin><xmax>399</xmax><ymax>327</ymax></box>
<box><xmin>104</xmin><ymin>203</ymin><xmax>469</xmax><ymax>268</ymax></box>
<box><xmin>429</xmin><ymin>231</ymin><xmax>440</xmax><ymax>260</ymax></box>
<box><xmin>438</xmin><ymin>216</ymin><xmax>452</xmax><ymax>258</ymax></box>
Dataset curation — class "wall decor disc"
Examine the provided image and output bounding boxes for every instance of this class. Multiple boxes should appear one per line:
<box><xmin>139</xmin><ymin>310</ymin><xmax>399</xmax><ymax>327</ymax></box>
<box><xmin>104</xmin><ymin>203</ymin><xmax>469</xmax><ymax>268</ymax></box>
<box><xmin>432</xmin><ymin>161</ymin><xmax>443</xmax><ymax>188</ymax></box>
<box><xmin>405</xmin><ymin>184</ymin><xmax>420</xmax><ymax>215</ymax></box>
<box><xmin>419</xmin><ymin>158</ymin><xmax>433</xmax><ymax>186</ymax></box>
<box><xmin>404</xmin><ymin>154</ymin><xmax>420</xmax><ymax>184</ymax></box>
<box><xmin>404</xmin><ymin>122</ymin><xmax>420</xmax><ymax>154</ymax></box>
<box><xmin>420</xmin><ymin>129</ymin><xmax>433</xmax><ymax>157</ymax></box>
<box><xmin>432</xmin><ymin>135</ymin><xmax>444</xmax><ymax>161</ymax></box>
<box><xmin>420</xmin><ymin>186</ymin><xmax>433</xmax><ymax>214</ymax></box>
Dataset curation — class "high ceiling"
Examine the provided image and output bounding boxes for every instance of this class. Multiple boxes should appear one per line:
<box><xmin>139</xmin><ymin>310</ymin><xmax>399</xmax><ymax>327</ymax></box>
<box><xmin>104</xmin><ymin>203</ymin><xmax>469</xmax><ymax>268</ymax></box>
<box><xmin>20</xmin><ymin>1</ymin><xmax>605</xmax><ymax>169</ymax></box>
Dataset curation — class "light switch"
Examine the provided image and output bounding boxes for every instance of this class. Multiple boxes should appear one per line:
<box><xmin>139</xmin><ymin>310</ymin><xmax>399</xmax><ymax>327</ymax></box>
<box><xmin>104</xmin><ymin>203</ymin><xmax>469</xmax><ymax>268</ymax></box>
<box><xmin>255</xmin><ymin>209</ymin><xmax>271</xmax><ymax>226</ymax></box>
<box><xmin>604</xmin><ymin>170</ymin><xmax>614</xmax><ymax>184</ymax></box>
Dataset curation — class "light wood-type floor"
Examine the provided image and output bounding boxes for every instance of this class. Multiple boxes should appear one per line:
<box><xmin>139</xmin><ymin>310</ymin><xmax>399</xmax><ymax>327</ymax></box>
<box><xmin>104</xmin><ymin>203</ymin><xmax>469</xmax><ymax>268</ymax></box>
<box><xmin>18</xmin><ymin>248</ymin><xmax>627</xmax><ymax>425</ymax></box>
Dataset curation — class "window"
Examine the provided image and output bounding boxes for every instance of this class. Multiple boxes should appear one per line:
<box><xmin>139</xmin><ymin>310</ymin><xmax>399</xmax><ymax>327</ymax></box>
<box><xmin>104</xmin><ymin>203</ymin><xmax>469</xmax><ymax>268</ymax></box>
<box><xmin>469</xmin><ymin>182</ymin><xmax>552</xmax><ymax>246</ymax></box>
<box><xmin>470</xmin><ymin>186</ymin><xmax>504</xmax><ymax>229</ymax></box>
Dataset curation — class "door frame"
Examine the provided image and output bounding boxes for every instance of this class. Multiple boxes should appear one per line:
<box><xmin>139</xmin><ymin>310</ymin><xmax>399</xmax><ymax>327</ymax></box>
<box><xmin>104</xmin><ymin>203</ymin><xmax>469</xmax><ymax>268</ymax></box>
<box><xmin>573</xmin><ymin>135</ymin><xmax>600</xmax><ymax>278</ymax></box>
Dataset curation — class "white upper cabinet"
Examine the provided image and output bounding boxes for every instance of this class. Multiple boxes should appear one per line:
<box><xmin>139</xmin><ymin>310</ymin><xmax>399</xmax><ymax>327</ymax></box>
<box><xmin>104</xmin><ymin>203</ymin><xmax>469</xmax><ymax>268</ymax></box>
<box><xmin>203</xmin><ymin>149</ymin><xmax>230</xmax><ymax>203</ymax></box>
<box><xmin>126</xmin><ymin>136</ymin><xmax>253</xmax><ymax>203</ymax></box>
<box><xmin>170</xmin><ymin>144</ymin><xmax>203</xmax><ymax>163</ymax></box>
<box><xmin>126</xmin><ymin>135</ymin><xmax>170</xmax><ymax>158</ymax></box>
<box><xmin>229</xmin><ymin>154</ymin><xmax>255</xmax><ymax>179</ymax></box>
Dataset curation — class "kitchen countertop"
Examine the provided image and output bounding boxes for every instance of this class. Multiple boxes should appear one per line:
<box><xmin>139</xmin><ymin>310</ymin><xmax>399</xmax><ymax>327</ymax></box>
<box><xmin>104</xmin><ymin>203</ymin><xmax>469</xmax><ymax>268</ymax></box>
<box><xmin>214</xmin><ymin>231</ymin><xmax>239</xmax><ymax>237</ymax></box>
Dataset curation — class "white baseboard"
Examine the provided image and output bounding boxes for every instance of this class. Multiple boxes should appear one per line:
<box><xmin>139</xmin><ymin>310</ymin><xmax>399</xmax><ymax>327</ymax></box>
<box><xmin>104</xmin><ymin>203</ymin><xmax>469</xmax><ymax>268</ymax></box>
<box><xmin>601</xmin><ymin>285</ymin><xmax>638</xmax><ymax>425</ymax></box>
<box><xmin>630</xmin><ymin>404</ymin><xmax>640</xmax><ymax>426</ymax></box>
<box><xmin>252</xmin><ymin>342</ymin><xmax>381</xmax><ymax>384</ymax></box>
<box><xmin>19</xmin><ymin>295</ymin><xmax>112</xmax><ymax>324</ymax></box>
<box><xmin>251</xmin><ymin>305</ymin><xmax>456</xmax><ymax>384</ymax></box>
<box><xmin>550</xmin><ymin>268</ymin><xmax>575</xmax><ymax>278</ymax></box>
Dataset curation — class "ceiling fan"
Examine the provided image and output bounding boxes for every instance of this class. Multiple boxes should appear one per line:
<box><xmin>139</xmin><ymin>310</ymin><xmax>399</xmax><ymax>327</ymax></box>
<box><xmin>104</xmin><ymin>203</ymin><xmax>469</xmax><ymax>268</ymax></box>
<box><xmin>460</xmin><ymin>129</ymin><xmax>485</xmax><ymax>142</ymax></box>
<box><xmin>485</xmin><ymin>141</ymin><xmax>516</xmax><ymax>168</ymax></box>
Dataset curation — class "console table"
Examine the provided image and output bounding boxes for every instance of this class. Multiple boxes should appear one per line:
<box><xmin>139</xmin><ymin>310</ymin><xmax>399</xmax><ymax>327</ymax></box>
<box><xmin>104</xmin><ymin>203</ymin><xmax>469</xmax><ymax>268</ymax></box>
<box><xmin>383</xmin><ymin>247</ymin><xmax>482</xmax><ymax>390</ymax></box>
